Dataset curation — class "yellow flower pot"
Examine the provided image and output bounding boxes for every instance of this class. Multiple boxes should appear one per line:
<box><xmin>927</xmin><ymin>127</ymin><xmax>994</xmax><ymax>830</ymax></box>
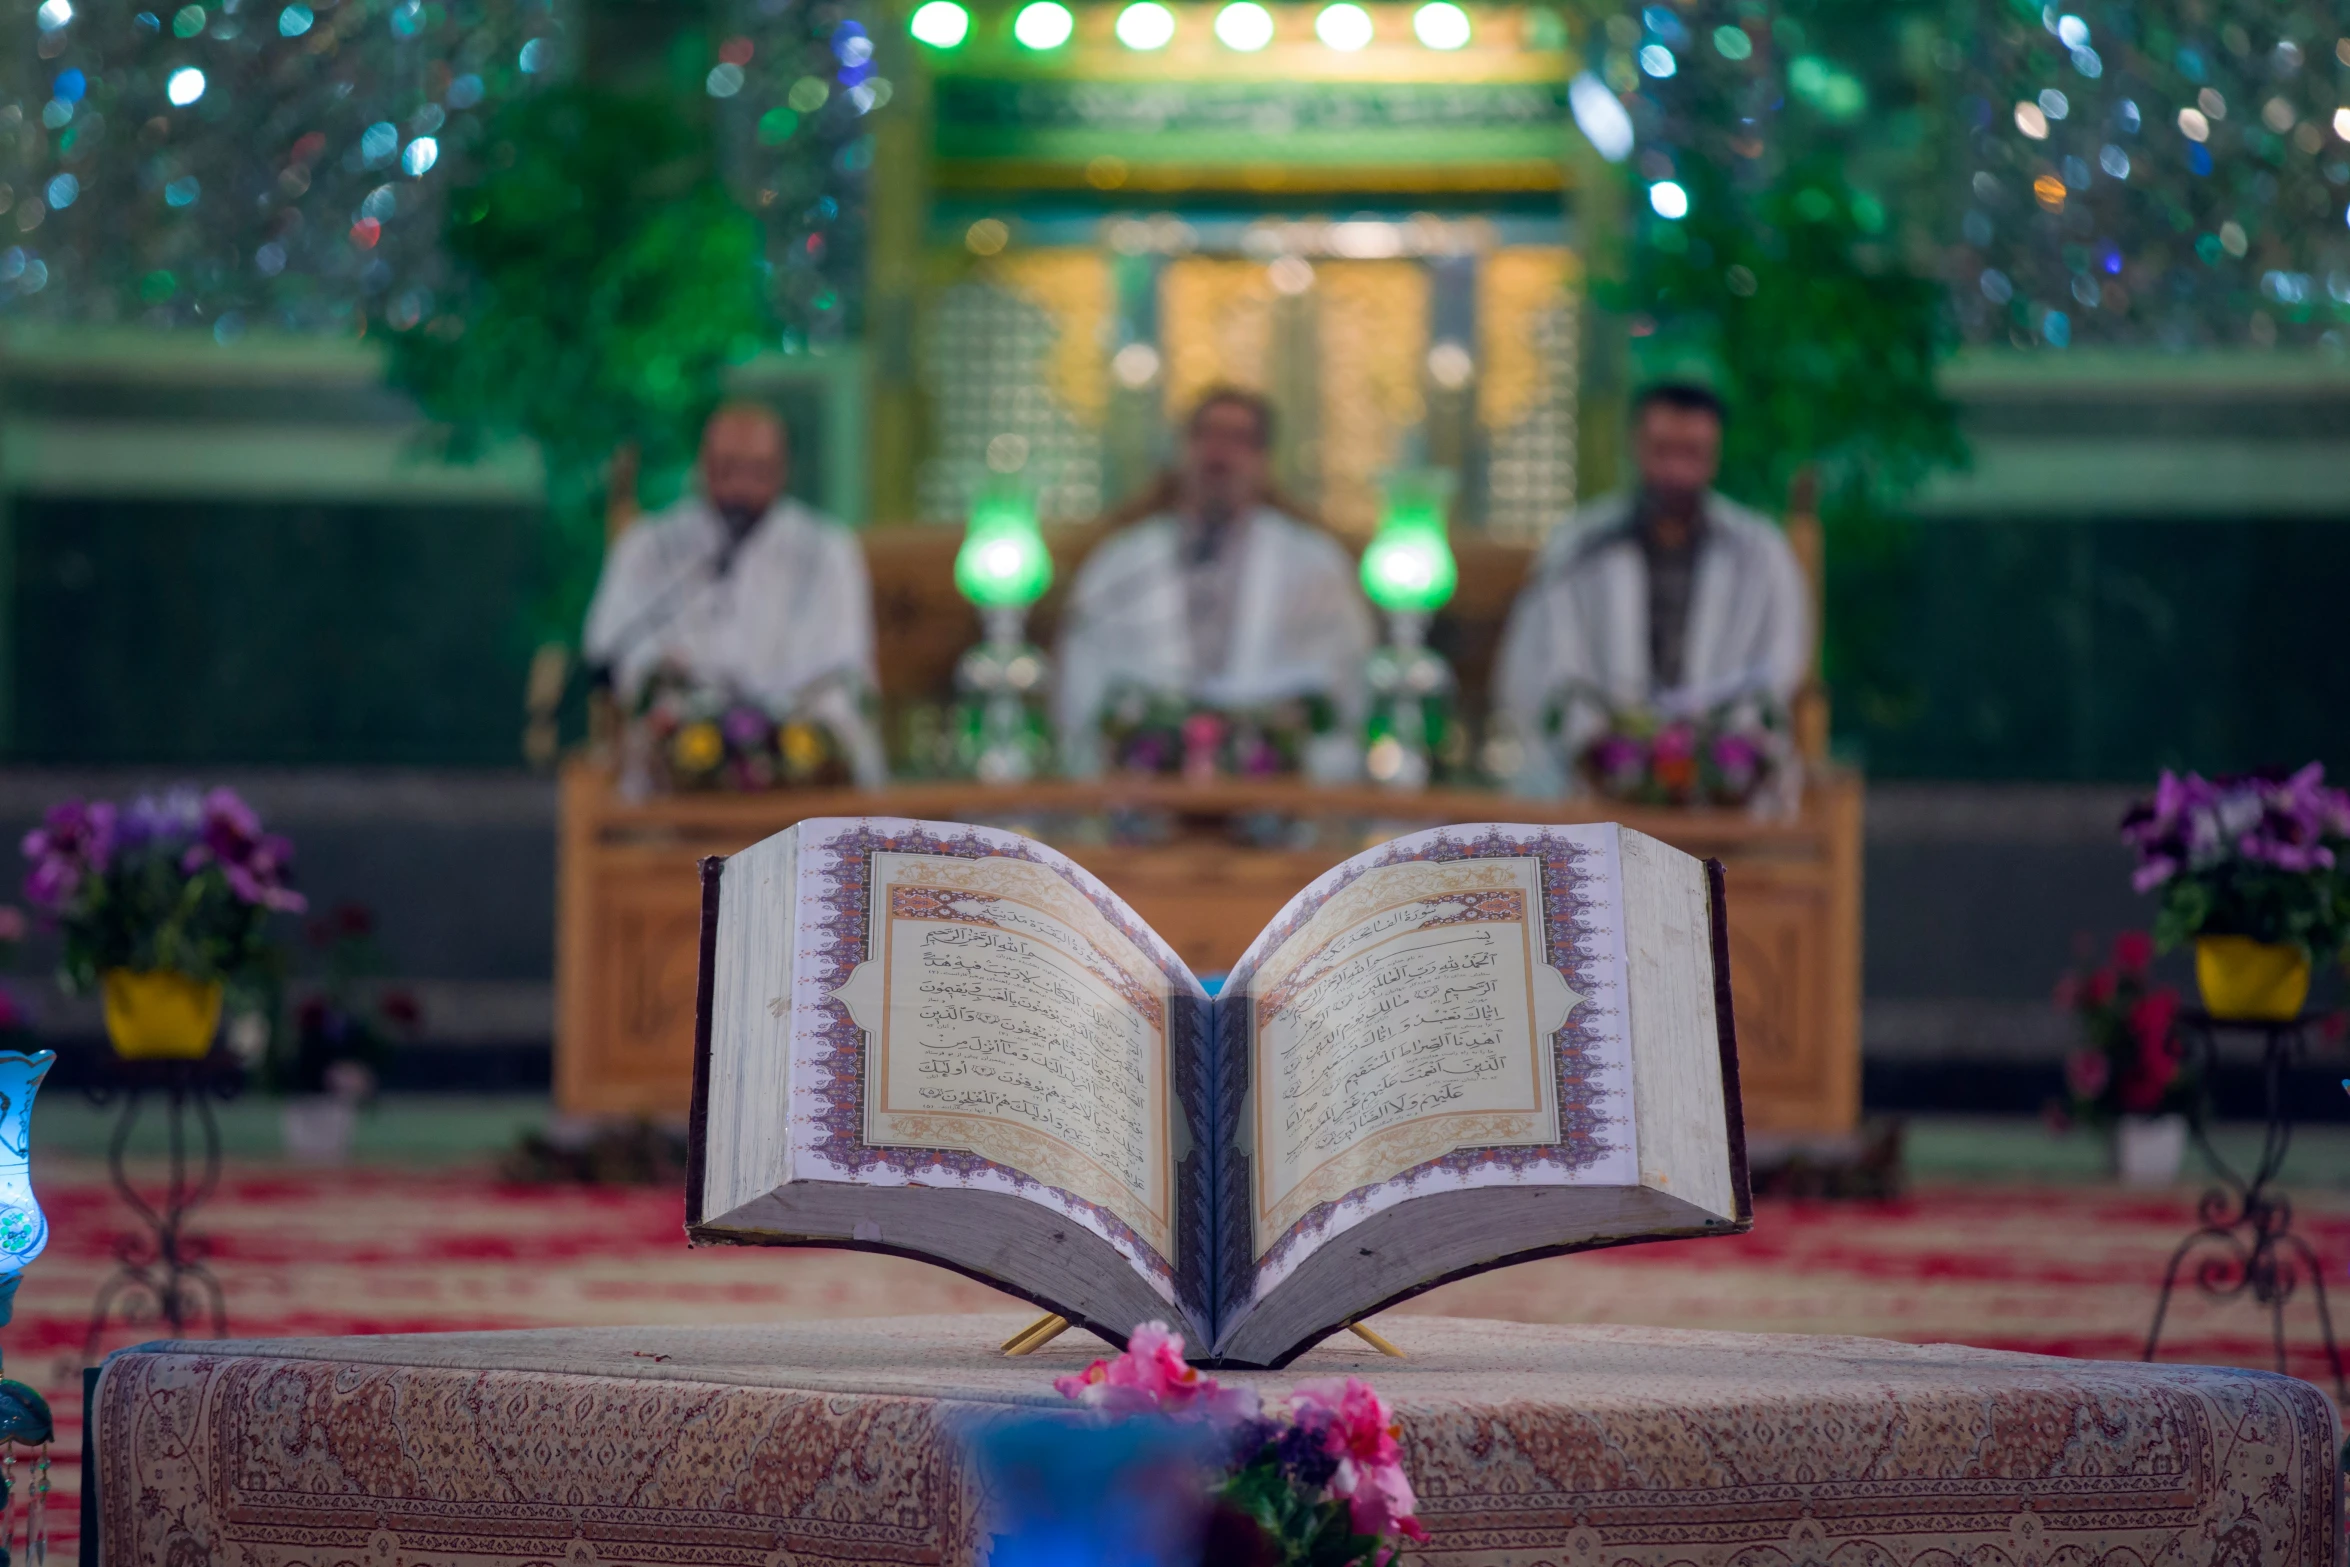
<box><xmin>2193</xmin><ymin>936</ymin><xmax>2311</xmax><ymax>1022</ymax></box>
<box><xmin>100</xmin><ymin>970</ymin><xmax>224</xmax><ymax>1060</ymax></box>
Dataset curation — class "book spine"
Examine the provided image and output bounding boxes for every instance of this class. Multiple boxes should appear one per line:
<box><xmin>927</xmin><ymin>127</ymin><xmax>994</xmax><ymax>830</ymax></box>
<box><xmin>684</xmin><ymin>853</ymin><xmax>726</xmax><ymax>1229</ymax></box>
<box><xmin>1704</xmin><ymin>857</ymin><xmax>1753</xmax><ymax>1225</ymax></box>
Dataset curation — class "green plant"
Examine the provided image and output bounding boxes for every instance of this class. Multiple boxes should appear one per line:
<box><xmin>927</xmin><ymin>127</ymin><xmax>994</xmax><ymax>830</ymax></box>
<box><xmin>384</xmin><ymin>85</ymin><xmax>769</xmax><ymax>639</ymax></box>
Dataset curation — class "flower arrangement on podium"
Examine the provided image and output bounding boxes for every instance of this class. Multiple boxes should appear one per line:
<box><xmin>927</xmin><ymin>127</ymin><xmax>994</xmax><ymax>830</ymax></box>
<box><xmin>21</xmin><ymin>788</ymin><xmax>302</xmax><ymax>1060</ymax></box>
<box><xmin>1572</xmin><ymin>696</ymin><xmax>1785</xmax><ymax>811</ymax></box>
<box><xmin>2123</xmin><ymin>765</ymin><xmax>2350</xmax><ymax>1021</ymax></box>
<box><xmin>949</xmin><ymin>487</ymin><xmax>1055</xmax><ymax>783</ymax></box>
<box><xmin>1101</xmin><ymin>687</ymin><xmax>1337</xmax><ymax>781</ymax></box>
<box><xmin>630</xmin><ymin>670</ymin><xmax>852</xmax><ymax>793</ymax></box>
<box><xmin>1052</xmin><ymin>1321</ymin><xmax>1427</xmax><ymax>1565</ymax></box>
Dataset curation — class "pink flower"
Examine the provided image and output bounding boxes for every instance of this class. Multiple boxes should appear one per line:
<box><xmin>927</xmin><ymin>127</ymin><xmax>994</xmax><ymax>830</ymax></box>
<box><xmin>1288</xmin><ymin>1378</ymin><xmax>1428</xmax><ymax>1546</ymax></box>
<box><xmin>2129</xmin><ymin>988</ymin><xmax>2179</xmax><ymax>1056</ymax></box>
<box><xmin>1651</xmin><ymin>722</ymin><xmax>1697</xmax><ymax>763</ymax></box>
<box><xmin>2065</xmin><ymin>1049</ymin><xmax>2110</xmax><ymax>1101</ymax></box>
<box><xmin>1054</xmin><ymin>1321</ymin><xmax>1258</xmax><ymax>1426</ymax></box>
<box><xmin>2111</xmin><ymin>931</ymin><xmax>2154</xmax><ymax>975</ymax></box>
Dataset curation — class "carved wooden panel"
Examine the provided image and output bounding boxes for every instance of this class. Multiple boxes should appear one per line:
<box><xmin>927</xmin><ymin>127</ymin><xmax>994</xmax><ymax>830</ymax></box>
<box><xmin>561</xmin><ymin>861</ymin><xmax>706</xmax><ymax>1115</ymax></box>
<box><xmin>1718</xmin><ymin>873</ymin><xmax>1829</xmax><ymax>1110</ymax></box>
<box><xmin>553</xmin><ymin>768</ymin><xmax>1862</xmax><ymax>1131</ymax></box>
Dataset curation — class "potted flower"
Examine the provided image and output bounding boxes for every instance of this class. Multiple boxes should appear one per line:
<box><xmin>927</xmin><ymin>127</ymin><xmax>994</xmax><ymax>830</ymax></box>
<box><xmin>2052</xmin><ymin>932</ymin><xmax>2194</xmax><ymax>1185</ymax></box>
<box><xmin>21</xmin><ymin>788</ymin><xmax>303</xmax><ymax>1059</ymax></box>
<box><xmin>2121</xmin><ymin>765</ymin><xmax>2350</xmax><ymax>1020</ymax></box>
<box><xmin>264</xmin><ymin>903</ymin><xmax>419</xmax><ymax>1163</ymax></box>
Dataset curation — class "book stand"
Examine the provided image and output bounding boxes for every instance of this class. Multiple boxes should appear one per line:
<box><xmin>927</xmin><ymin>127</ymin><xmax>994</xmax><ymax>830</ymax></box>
<box><xmin>998</xmin><ymin>1313</ymin><xmax>1404</xmax><ymax>1359</ymax></box>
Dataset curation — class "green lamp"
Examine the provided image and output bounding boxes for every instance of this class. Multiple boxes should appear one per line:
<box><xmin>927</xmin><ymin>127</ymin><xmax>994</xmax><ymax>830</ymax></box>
<box><xmin>955</xmin><ymin>490</ymin><xmax>1054</xmax><ymax>611</ymax></box>
<box><xmin>952</xmin><ymin>487</ymin><xmax>1054</xmax><ymax>783</ymax></box>
<box><xmin>1360</xmin><ymin>471</ymin><xmax>1460</xmax><ymax>790</ymax></box>
<box><xmin>1358</xmin><ymin>470</ymin><xmax>1458</xmax><ymax>617</ymax></box>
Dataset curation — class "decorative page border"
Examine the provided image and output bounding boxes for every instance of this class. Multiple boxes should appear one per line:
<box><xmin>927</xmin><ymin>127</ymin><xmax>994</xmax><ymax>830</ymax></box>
<box><xmin>1226</xmin><ymin>823</ymin><xmax>1631</xmax><ymax>1308</ymax></box>
<box><xmin>787</xmin><ymin>818</ymin><xmax>1210</xmax><ymax>1319</ymax></box>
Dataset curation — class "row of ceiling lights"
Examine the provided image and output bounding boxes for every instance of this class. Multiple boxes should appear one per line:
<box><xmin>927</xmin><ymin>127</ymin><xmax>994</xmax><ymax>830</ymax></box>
<box><xmin>908</xmin><ymin>0</ymin><xmax>1478</xmax><ymax>53</ymax></box>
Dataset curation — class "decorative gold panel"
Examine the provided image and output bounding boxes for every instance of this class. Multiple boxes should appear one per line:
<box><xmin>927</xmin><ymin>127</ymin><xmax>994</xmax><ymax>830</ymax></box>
<box><xmin>1158</xmin><ymin>256</ymin><xmax>1429</xmax><ymax>538</ymax></box>
<box><xmin>1477</xmin><ymin>248</ymin><xmax>1580</xmax><ymax>541</ymax></box>
<box><xmin>1160</xmin><ymin>258</ymin><xmax>1278</xmax><ymax>423</ymax></box>
<box><xmin>1313</xmin><ymin>261</ymin><xmax>1429</xmax><ymax>538</ymax></box>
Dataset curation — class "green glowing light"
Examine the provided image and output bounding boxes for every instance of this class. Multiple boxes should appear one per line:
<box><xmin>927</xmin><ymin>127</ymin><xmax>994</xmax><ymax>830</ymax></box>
<box><xmin>955</xmin><ymin>493</ymin><xmax>1054</xmax><ymax>609</ymax></box>
<box><xmin>1359</xmin><ymin>472</ymin><xmax>1458</xmax><ymax>614</ymax></box>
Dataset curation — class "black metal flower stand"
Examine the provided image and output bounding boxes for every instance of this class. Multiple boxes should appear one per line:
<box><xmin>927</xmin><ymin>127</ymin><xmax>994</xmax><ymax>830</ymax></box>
<box><xmin>2142</xmin><ymin>1010</ymin><xmax>2345</xmax><ymax>1401</ymax></box>
<box><xmin>81</xmin><ymin>1052</ymin><xmax>243</xmax><ymax>1357</ymax></box>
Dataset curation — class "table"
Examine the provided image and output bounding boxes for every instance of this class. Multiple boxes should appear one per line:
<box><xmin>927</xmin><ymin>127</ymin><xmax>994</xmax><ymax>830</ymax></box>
<box><xmin>2145</xmin><ymin>1010</ymin><xmax>2345</xmax><ymax>1399</ymax></box>
<box><xmin>89</xmin><ymin>1313</ymin><xmax>2340</xmax><ymax>1567</ymax></box>
<box><xmin>79</xmin><ymin>1052</ymin><xmax>241</xmax><ymax>1357</ymax></box>
<box><xmin>555</xmin><ymin>763</ymin><xmax>1864</xmax><ymax>1131</ymax></box>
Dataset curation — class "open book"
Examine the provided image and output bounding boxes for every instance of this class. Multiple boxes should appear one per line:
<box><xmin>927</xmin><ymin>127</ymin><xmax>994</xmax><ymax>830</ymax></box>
<box><xmin>687</xmin><ymin>817</ymin><xmax>1750</xmax><ymax>1368</ymax></box>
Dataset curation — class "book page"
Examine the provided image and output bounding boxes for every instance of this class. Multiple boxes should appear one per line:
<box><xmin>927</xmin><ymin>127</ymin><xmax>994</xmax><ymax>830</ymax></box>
<box><xmin>788</xmin><ymin>820</ymin><xmax>1203</xmax><ymax>1304</ymax></box>
<box><xmin>1225</xmin><ymin>825</ymin><xmax>1637</xmax><ymax>1299</ymax></box>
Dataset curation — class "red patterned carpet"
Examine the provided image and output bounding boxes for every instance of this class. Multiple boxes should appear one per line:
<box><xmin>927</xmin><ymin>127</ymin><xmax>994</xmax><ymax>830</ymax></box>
<box><xmin>13</xmin><ymin>1157</ymin><xmax>2349</xmax><ymax>1556</ymax></box>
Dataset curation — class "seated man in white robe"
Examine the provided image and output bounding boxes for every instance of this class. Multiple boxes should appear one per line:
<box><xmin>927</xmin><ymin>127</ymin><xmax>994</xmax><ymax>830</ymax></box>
<box><xmin>583</xmin><ymin>403</ymin><xmax>886</xmax><ymax>785</ymax></box>
<box><xmin>1493</xmin><ymin>382</ymin><xmax>1810</xmax><ymax>796</ymax></box>
<box><xmin>1056</xmin><ymin>389</ymin><xmax>1375</xmax><ymax>779</ymax></box>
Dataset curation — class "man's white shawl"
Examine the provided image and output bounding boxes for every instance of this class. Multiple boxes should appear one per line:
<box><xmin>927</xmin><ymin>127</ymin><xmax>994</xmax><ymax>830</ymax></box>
<box><xmin>1054</xmin><ymin>508</ymin><xmax>1376</xmax><ymax>778</ymax></box>
<box><xmin>582</xmin><ymin>496</ymin><xmax>886</xmax><ymax>786</ymax></box>
<box><xmin>1493</xmin><ymin>489</ymin><xmax>1811</xmax><ymax>796</ymax></box>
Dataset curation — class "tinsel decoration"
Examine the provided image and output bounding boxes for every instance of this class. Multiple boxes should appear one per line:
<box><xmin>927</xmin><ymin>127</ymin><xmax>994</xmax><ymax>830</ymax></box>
<box><xmin>3</xmin><ymin>0</ymin><xmax>564</xmax><ymax>331</ymax></box>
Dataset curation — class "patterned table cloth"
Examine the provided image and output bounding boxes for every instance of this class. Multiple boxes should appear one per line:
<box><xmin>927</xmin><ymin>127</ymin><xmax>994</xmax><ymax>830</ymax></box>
<box><xmin>93</xmin><ymin>1313</ymin><xmax>2341</xmax><ymax>1566</ymax></box>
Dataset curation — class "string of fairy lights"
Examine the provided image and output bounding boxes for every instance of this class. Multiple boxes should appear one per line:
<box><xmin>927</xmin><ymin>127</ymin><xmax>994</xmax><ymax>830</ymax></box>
<box><xmin>5</xmin><ymin>0</ymin><xmax>2346</xmax><ymax>354</ymax></box>
<box><xmin>903</xmin><ymin>0</ymin><xmax>1478</xmax><ymax>52</ymax></box>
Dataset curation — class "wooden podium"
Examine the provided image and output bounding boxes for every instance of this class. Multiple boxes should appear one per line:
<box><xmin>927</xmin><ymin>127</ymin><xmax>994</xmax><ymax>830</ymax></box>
<box><xmin>555</xmin><ymin>762</ymin><xmax>1862</xmax><ymax>1132</ymax></box>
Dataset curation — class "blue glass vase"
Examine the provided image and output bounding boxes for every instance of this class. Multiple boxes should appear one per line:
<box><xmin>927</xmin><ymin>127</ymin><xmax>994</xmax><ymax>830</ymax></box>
<box><xmin>0</xmin><ymin>1050</ymin><xmax>55</xmax><ymax>1451</ymax></box>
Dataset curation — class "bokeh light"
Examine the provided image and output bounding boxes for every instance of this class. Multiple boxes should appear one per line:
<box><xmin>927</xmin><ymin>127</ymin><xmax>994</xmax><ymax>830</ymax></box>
<box><xmin>1648</xmin><ymin>180</ymin><xmax>1689</xmax><ymax>219</ymax></box>
<box><xmin>1314</xmin><ymin>3</ymin><xmax>1373</xmax><ymax>50</ymax></box>
<box><xmin>1012</xmin><ymin>1</ymin><xmax>1074</xmax><ymax>50</ymax></box>
<box><xmin>1568</xmin><ymin>71</ymin><xmax>1634</xmax><ymax>161</ymax></box>
<box><xmin>1412</xmin><ymin>2</ymin><xmax>1470</xmax><ymax>50</ymax></box>
<box><xmin>1214</xmin><ymin>2</ymin><xmax>1275</xmax><ymax>51</ymax></box>
<box><xmin>908</xmin><ymin>0</ymin><xmax>969</xmax><ymax>47</ymax></box>
<box><xmin>164</xmin><ymin>66</ymin><xmax>205</xmax><ymax>105</ymax></box>
<box><xmin>1115</xmin><ymin>2</ymin><xmax>1176</xmax><ymax>50</ymax></box>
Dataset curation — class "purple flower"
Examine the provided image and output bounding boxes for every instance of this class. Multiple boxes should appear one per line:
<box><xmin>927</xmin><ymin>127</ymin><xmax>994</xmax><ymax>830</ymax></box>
<box><xmin>720</xmin><ymin>705</ymin><xmax>770</xmax><ymax>749</ymax></box>
<box><xmin>1710</xmin><ymin>731</ymin><xmax>1762</xmax><ymax>784</ymax></box>
<box><xmin>20</xmin><ymin>799</ymin><xmax>116</xmax><ymax>911</ymax></box>
<box><xmin>117</xmin><ymin>787</ymin><xmax>204</xmax><ymax>849</ymax></box>
<box><xmin>1585</xmin><ymin>734</ymin><xmax>1646</xmax><ymax>782</ymax></box>
<box><xmin>180</xmin><ymin>788</ymin><xmax>306</xmax><ymax>912</ymax></box>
